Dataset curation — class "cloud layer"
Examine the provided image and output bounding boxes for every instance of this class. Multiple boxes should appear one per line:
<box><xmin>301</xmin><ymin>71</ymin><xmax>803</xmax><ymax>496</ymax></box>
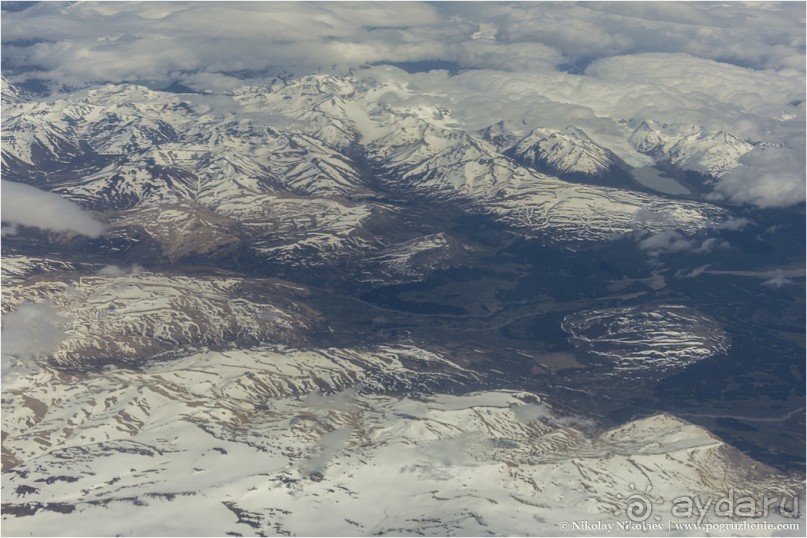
<box><xmin>3</xmin><ymin>2</ymin><xmax>803</xmax><ymax>83</ymax></box>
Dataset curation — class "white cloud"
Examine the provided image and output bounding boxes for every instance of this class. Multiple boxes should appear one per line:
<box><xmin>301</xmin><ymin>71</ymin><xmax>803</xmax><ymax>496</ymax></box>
<box><xmin>97</xmin><ymin>264</ymin><xmax>144</xmax><ymax>276</ymax></box>
<box><xmin>696</xmin><ymin>238</ymin><xmax>730</xmax><ymax>254</ymax></box>
<box><xmin>512</xmin><ymin>403</ymin><xmax>551</xmax><ymax>423</ymax></box>
<box><xmin>674</xmin><ymin>265</ymin><xmax>711</xmax><ymax>279</ymax></box>
<box><xmin>419</xmin><ymin>433</ymin><xmax>493</xmax><ymax>469</ymax></box>
<box><xmin>709</xmin><ymin>143</ymin><xmax>807</xmax><ymax>208</ymax></box>
<box><xmin>554</xmin><ymin>415</ymin><xmax>598</xmax><ymax>432</ymax></box>
<box><xmin>638</xmin><ymin>230</ymin><xmax>700</xmax><ymax>255</ymax></box>
<box><xmin>1</xmin><ymin>302</ymin><xmax>66</xmax><ymax>370</ymax></box>
<box><xmin>715</xmin><ymin>217</ymin><xmax>752</xmax><ymax>231</ymax></box>
<box><xmin>762</xmin><ymin>271</ymin><xmax>792</xmax><ymax>288</ymax></box>
<box><xmin>1</xmin><ymin>223</ymin><xmax>18</xmax><ymax>236</ymax></box>
<box><xmin>638</xmin><ymin>230</ymin><xmax>729</xmax><ymax>258</ymax></box>
<box><xmin>301</xmin><ymin>427</ymin><xmax>353</xmax><ymax>476</ymax></box>
<box><xmin>1</xmin><ymin>180</ymin><xmax>105</xmax><ymax>237</ymax></box>
<box><xmin>585</xmin><ymin>53</ymin><xmax>803</xmax><ymax>119</ymax></box>
<box><xmin>302</xmin><ymin>389</ymin><xmax>359</xmax><ymax>413</ymax></box>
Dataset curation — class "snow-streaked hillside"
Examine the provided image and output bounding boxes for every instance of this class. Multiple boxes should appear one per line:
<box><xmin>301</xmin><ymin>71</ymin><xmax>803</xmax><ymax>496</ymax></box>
<box><xmin>562</xmin><ymin>305</ymin><xmax>730</xmax><ymax>375</ymax></box>
<box><xmin>370</xmin><ymin>118</ymin><xmax>726</xmax><ymax>241</ymax></box>
<box><xmin>1</xmin><ymin>266</ymin><xmax>323</xmax><ymax>368</ymax></box>
<box><xmin>359</xmin><ymin>232</ymin><xmax>478</xmax><ymax>286</ymax></box>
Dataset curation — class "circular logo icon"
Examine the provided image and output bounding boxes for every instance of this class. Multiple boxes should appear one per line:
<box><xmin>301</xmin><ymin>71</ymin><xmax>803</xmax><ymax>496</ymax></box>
<box><xmin>625</xmin><ymin>492</ymin><xmax>654</xmax><ymax>522</ymax></box>
<box><xmin>618</xmin><ymin>483</ymin><xmax>664</xmax><ymax>523</ymax></box>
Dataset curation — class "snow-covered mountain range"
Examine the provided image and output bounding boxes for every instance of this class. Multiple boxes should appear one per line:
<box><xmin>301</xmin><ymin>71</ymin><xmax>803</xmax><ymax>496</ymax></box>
<box><xmin>2</xmin><ymin>70</ymin><xmax>803</xmax><ymax>536</ymax></box>
<box><xmin>2</xmin><ymin>73</ymin><xmax>745</xmax><ymax>266</ymax></box>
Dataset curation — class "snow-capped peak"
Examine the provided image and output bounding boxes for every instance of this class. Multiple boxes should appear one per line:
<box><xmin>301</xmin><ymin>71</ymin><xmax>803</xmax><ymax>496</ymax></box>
<box><xmin>508</xmin><ymin>126</ymin><xmax>626</xmax><ymax>178</ymax></box>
